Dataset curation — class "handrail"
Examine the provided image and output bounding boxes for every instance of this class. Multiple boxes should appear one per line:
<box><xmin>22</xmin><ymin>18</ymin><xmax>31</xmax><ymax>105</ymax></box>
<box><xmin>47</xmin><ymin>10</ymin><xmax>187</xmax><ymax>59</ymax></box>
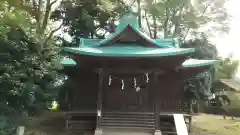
<box><xmin>173</xmin><ymin>114</ymin><xmax>188</xmax><ymax>135</ymax></box>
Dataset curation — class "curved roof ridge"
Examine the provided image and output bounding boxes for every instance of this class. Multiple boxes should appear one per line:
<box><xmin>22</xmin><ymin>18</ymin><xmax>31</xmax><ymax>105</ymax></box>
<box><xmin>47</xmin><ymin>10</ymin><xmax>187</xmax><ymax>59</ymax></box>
<box><xmin>100</xmin><ymin>24</ymin><xmax>174</xmax><ymax>48</ymax></box>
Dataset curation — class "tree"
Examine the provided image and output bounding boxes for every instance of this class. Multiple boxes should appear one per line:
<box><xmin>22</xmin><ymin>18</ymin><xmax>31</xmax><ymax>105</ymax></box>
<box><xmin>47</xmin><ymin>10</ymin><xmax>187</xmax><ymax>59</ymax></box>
<box><xmin>53</xmin><ymin>0</ymin><xmax>230</xmax><ymax>41</ymax></box>
<box><xmin>141</xmin><ymin>0</ymin><xmax>230</xmax><ymax>39</ymax></box>
<box><xmin>182</xmin><ymin>37</ymin><xmax>239</xmax><ymax>113</ymax></box>
<box><xmin>5</xmin><ymin>0</ymin><xmax>63</xmax><ymax>46</ymax></box>
<box><xmin>216</xmin><ymin>56</ymin><xmax>239</xmax><ymax>79</ymax></box>
<box><xmin>0</xmin><ymin>1</ymin><xmax>63</xmax><ymax>134</ymax></box>
<box><xmin>52</xmin><ymin>0</ymin><xmax>128</xmax><ymax>41</ymax></box>
<box><xmin>182</xmin><ymin>36</ymin><xmax>215</xmax><ymax>105</ymax></box>
<box><xmin>182</xmin><ymin>34</ymin><xmax>218</xmax><ymax>59</ymax></box>
<box><xmin>213</xmin><ymin>56</ymin><xmax>239</xmax><ymax>117</ymax></box>
<box><xmin>181</xmin><ymin>36</ymin><xmax>218</xmax><ymax>113</ymax></box>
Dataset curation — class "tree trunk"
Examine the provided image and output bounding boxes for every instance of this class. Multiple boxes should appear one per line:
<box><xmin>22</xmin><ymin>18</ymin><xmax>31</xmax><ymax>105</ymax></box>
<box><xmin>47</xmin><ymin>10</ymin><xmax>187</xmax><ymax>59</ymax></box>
<box><xmin>163</xmin><ymin>9</ymin><xmax>169</xmax><ymax>38</ymax></box>
<box><xmin>137</xmin><ymin>0</ymin><xmax>141</xmax><ymax>28</ymax></box>
<box><xmin>40</xmin><ymin>0</ymin><xmax>51</xmax><ymax>34</ymax></box>
<box><xmin>145</xmin><ymin>11</ymin><xmax>153</xmax><ymax>38</ymax></box>
<box><xmin>172</xmin><ymin>5</ymin><xmax>184</xmax><ymax>37</ymax></box>
<box><xmin>153</xmin><ymin>15</ymin><xmax>157</xmax><ymax>38</ymax></box>
<box><xmin>183</xmin><ymin>28</ymin><xmax>190</xmax><ymax>41</ymax></box>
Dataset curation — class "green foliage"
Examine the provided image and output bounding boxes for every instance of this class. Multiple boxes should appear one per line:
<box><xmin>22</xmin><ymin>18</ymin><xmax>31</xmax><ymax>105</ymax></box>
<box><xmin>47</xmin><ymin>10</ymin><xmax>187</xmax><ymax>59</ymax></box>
<box><xmin>182</xmin><ymin>37</ymin><xmax>238</xmax><ymax>110</ymax></box>
<box><xmin>143</xmin><ymin>0</ymin><xmax>230</xmax><ymax>38</ymax></box>
<box><xmin>53</xmin><ymin>0</ymin><xmax>230</xmax><ymax>41</ymax></box>
<box><xmin>52</xmin><ymin>0</ymin><xmax>127</xmax><ymax>40</ymax></box>
<box><xmin>0</xmin><ymin>115</ymin><xmax>27</xmax><ymax>135</ymax></box>
<box><xmin>182</xmin><ymin>36</ymin><xmax>218</xmax><ymax>59</ymax></box>
<box><xmin>184</xmin><ymin>71</ymin><xmax>213</xmax><ymax>101</ymax></box>
<box><xmin>0</xmin><ymin>33</ymin><xmax>61</xmax><ymax>113</ymax></box>
<box><xmin>0</xmin><ymin>1</ymin><xmax>63</xmax><ymax>134</ymax></box>
<box><xmin>216</xmin><ymin>57</ymin><xmax>239</xmax><ymax>79</ymax></box>
<box><xmin>0</xmin><ymin>14</ymin><xmax>61</xmax><ymax>116</ymax></box>
<box><xmin>182</xmin><ymin>37</ymin><xmax>217</xmax><ymax>101</ymax></box>
<box><xmin>0</xmin><ymin>116</ymin><xmax>15</xmax><ymax>135</ymax></box>
<box><xmin>211</xmin><ymin>57</ymin><xmax>239</xmax><ymax>109</ymax></box>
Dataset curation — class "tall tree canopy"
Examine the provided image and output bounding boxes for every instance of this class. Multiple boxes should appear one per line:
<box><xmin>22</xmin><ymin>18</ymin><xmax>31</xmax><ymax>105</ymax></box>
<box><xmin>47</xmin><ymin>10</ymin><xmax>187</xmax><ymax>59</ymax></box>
<box><xmin>182</xmin><ymin>36</ymin><xmax>217</xmax><ymax>101</ymax></box>
<box><xmin>0</xmin><ymin>1</ymin><xmax>65</xmax><ymax>134</ymax></box>
<box><xmin>142</xmin><ymin>0</ymin><xmax>229</xmax><ymax>38</ymax></box>
<box><xmin>0</xmin><ymin>0</ymin><xmax>62</xmax><ymax>117</ymax></box>
<box><xmin>216</xmin><ymin>56</ymin><xmax>239</xmax><ymax>79</ymax></box>
<box><xmin>52</xmin><ymin>0</ymin><xmax>128</xmax><ymax>40</ymax></box>
<box><xmin>53</xmin><ymin>0</ymin><xmax>230</xmax><ymax>40</ymax></box>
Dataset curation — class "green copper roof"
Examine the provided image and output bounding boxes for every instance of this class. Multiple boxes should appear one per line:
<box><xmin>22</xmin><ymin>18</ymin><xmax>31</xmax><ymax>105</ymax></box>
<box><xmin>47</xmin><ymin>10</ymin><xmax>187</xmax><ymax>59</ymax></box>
<box><xmin>116</xmin><ymin>12</ymin><xmax>140</xmax><ymax>32</ymax></box>
<box><xmin>62</xmin><ymin>12</ymin><xmax>216</xmax><ymax>69</ymax></box>
<box><xmin>155</xmin><ymin>38</ymin><xmax>180</xmax><ymax>48</ymax></box>
<box><xmin>60</xmin><ymin>57</ymin><xmax>76</xmax><ymax>66</ymax></box>
<box><xmin>100</xmin><ymin>24</ymin><xmax>160</xmax><ymax>47</ymax></box>
<box><xmin>64</xmin><ymin>46</ymin><xmax>195</xmax><ymax>57</ymax></box>
<box><xmin>100</xmin><ymin>12</ymin><xmax>162</xmax><ymax>47</ymax></box>
<box><xmin>81</xmin><ymin>38</ymin><xmax>177</xmax><ymax>48</ymax></box>
<box><xmin>63</xmin><ymin>12</ymin><xmax>187</xmax><ymax>57</ymax></box>
<box><xmin>182</xmin><ymin>59</ymin><xmax>217</xmax><ymax>68</ymax></box>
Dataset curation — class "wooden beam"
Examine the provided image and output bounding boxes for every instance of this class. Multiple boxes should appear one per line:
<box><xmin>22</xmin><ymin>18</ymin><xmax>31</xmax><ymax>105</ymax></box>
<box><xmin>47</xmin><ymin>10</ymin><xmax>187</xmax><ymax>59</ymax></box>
<box><xmin>95</xmin><ymin>68</ymin><xmax>167</xmax><ymax>75</ymax></box>
<box><xmin>153</xmin><ymin>72</ymin><xmax>160</xmax><ymax>130</ymax></box>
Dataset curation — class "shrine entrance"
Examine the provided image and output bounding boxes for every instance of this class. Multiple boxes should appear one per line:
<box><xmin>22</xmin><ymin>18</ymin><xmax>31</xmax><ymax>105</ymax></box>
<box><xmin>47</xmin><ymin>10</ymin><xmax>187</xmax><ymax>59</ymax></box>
<box><xmin>102</xmin><ymin>72</ymin><xmax>154</xmax><ymax>112</ymax></box>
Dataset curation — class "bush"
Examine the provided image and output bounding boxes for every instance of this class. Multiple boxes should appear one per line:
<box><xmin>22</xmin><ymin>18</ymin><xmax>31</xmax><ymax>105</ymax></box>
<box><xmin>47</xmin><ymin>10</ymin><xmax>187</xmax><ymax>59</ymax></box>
<box><xmin>0</xmin><ymin>116</ymin><xmax>17</xmax><ymax>135</ymax></box>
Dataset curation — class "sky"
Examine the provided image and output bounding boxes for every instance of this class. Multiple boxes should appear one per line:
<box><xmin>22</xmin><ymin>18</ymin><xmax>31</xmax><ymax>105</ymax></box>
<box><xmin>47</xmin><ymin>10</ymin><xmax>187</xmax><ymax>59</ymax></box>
<box><xmin>211</xmin><ymin>0</ymin><xmax>240</xmax><ymax>78</ymax></box>
<box><xmin>213</xmin><ymin>0</ymin><xmax>240</xmax><ymax>59</ymax></box>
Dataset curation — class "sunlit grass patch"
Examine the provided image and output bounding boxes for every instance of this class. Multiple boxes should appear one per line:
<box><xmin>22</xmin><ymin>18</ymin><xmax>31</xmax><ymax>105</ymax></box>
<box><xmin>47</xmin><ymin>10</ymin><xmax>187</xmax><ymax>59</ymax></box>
<box><xmin>192</xmin><ymin>114</ymin><xmax>240</xmax><ymax>135</ymax></box>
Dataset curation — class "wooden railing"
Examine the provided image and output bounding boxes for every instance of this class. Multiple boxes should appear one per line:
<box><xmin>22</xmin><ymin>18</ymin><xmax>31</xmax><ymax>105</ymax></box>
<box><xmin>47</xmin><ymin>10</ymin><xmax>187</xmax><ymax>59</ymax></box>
<box><xmin>158</xmin><ymin>113</ymin><xmax>191</xmax><ymax>135</ymax></box>
<box><xmin>174</xmin><ymin>114</ymin><xmax>188</xmax><ymax>135</ymax></box>
<box><xmin>65</xmin><ymin>111</ymin><xmax>96</xmax><ymax>132</ymax></box>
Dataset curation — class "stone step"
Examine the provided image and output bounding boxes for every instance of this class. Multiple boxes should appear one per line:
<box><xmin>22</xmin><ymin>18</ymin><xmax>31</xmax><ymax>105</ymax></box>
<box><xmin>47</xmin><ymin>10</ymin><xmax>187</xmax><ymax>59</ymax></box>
<box><xmin>102</xmin><ymin>129</ymin><xmax>153</xmax><ymax>135</ymax></box>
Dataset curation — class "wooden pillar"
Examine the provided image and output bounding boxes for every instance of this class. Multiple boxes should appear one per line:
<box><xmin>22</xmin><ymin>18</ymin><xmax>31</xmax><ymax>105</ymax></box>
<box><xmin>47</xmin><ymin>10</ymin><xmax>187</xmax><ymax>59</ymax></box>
<box><xmin>153</xmin><ymin>72</ymin><xmax>162</xmax><ymax>135</ymax></box>
<box><xmin>188</xmin><ymin>101</ymin><xmax>193</xmax><ymax>133</ymax></box>
<box><xmin>95</xmin><ymin>68</ymin><xmax>104</xmax><ymax>135</ymax></box>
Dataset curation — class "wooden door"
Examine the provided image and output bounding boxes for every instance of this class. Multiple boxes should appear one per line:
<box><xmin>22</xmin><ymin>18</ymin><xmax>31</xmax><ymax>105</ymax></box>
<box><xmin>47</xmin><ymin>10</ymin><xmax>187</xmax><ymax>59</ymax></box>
<box><xmin>102</xmin><ymin>77</ymin><xmax>152</xmax><ymax>112</ymax></box>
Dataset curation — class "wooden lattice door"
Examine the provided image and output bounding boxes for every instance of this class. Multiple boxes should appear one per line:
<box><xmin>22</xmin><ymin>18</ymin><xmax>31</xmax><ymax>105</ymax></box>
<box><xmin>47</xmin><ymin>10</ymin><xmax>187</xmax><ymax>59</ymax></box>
<box><xmin>157</xmin><ymin>73</ymin><xmax>185</xmax><ymax>112</ymax></box>
<box><xmin>102</xmin><ymin>73</ymin><xmax>152</xmax><ymax>112</ymax></box>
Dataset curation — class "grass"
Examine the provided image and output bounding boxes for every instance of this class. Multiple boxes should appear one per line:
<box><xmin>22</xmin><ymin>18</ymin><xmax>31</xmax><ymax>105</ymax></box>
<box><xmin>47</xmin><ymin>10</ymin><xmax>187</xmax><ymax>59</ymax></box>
<box><xmin>192</xmin><ymin>114</ymin><xmax>240</xmax><ymax>135</ymax></box>
<box><xmin>24</xmin><ymin>111</ymin><xmax>67</xmax><ymax>135</ymax></box>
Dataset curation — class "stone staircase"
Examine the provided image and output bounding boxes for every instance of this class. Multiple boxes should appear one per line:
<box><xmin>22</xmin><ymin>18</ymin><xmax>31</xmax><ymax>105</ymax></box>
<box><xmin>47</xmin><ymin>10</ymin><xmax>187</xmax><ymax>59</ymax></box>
<box><xmin>159</xmin><ymin>115</ymin><xmax>177</xmax><ymax>135</ymax></box>
<box><xmin>100</xmin><ymin>112</ymin><xmax>156</xmax><ymax>130</ymax></box>
<box><xmin>66</xmin><ymin>111</ymin><xmax>188</xmax><ymax>135</ymax></box>
<box><xmin>102</xmin><ymin>129</ymin><xmax>152</xmax><ymax>135</ymax></box>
